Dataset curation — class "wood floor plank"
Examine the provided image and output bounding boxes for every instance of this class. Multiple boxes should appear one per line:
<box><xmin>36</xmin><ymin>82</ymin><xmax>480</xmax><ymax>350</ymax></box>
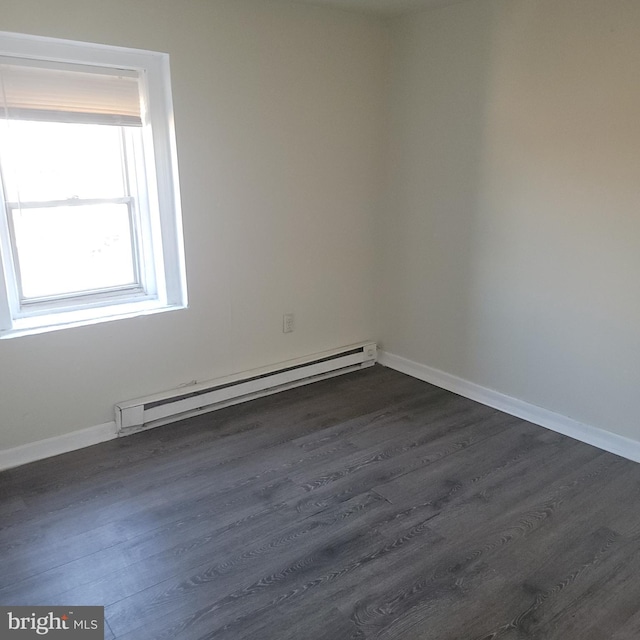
<box><xmin>289</xmin><ymin>409</ymin><xmax>520</xmax><ymax>518</ymax></box>
<box><xmin>106</xmin><ymin>492</ymin><xmax>400</xmax><ymax>638</ymax></box>
<box><xmin>334</xmin><ymin>452</ymin><xmax>630</xmax><ymax>639</ymax></box>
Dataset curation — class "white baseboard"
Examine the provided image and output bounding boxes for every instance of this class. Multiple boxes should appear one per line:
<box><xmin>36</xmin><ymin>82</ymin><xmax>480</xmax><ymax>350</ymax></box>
<box><xmin>5</xmin><ymin>351</ymin><xmax>637</xmax><ymax>472</ymax></box>
<box><xmin>379</xmin><ymin>350</ymin><xmax>640</xmax><ymax>464</ymax></box>
<box><xmin>0</xmin><ymin>343</ymin><xmax>376</xmax><ymax>471</ymax></box>
<box><xmin>0</xmin><ymin>422</ymin><xmax>117</xmax><ymax>471</ymax></box>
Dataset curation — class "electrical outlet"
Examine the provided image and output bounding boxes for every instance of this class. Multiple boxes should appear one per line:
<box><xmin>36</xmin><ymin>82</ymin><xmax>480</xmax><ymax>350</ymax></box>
<box><xmin>283</xmin><ymin>313</ymin><xmax>295</xmax><ymax>333</ymax></box>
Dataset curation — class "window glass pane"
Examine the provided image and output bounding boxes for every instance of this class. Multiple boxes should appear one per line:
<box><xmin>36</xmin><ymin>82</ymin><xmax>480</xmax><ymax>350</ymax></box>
<box><xmin>0</xmin><ymin>120</ymin><xmax>127</xmax><ymax>202</ymax></box>
<box><xmin>12</xmin><ymin>203</ymin><xmax>136</xmax><ymax>299</ymax></box>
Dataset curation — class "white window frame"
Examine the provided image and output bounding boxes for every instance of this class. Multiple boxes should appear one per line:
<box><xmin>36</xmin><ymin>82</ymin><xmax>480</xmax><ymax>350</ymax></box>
<box><xmin>0</xmin><ymin>31</ymin><xmax>187</xmax><ymax>337</ymax></box>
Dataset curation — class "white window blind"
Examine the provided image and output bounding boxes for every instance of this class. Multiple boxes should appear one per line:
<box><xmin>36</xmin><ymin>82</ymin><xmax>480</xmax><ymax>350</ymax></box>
<box><xmin>0</xmin><ymin>56</ymin><xmax>142</xmax><ymax>126</ymax></box>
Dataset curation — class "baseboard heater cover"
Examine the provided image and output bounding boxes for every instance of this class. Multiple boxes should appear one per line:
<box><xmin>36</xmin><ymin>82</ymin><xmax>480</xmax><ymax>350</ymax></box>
<box><xmin>115</xmin><ymin>342</ymin><xmax>377</xmax><ymax>436</ymax></box>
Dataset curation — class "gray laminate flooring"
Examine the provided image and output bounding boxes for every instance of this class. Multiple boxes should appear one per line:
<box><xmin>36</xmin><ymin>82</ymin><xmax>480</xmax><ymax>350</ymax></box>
<box><xmin>1</xmin><ymin>365</ymin><xmax>639</xmax><ymax>639</ymax></box>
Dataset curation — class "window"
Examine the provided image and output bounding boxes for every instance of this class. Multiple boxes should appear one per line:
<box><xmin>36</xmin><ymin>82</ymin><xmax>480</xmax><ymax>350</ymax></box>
<box><xmin>0</xmin><ymin>32</ymin><xmax>187</xmax><ymax>337</ymax></box>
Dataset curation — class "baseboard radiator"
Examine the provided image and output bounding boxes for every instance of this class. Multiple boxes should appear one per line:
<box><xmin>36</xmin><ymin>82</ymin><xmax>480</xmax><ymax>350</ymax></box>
<box><xmin>115</xmin><ymin>342</ymin><xmax>377</xmax><ymax>436</ymax></box>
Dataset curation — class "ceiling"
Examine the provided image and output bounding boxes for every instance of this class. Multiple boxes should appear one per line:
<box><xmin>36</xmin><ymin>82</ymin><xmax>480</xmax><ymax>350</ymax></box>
<box><xmin>287</xmin><ymin>0</ymin><xmax>468</xmax><ymax>16</ymax></box>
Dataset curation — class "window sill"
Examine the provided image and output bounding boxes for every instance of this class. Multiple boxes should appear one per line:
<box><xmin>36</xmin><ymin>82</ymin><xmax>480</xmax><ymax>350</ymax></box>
<box><xmin>0</xmin><ymin>299</ymin><xmax>186</xmax><ymax>339</ymax></box>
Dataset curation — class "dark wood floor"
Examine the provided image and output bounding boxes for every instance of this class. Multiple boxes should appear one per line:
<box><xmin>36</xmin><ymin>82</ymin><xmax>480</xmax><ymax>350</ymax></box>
<box><xmin>2</xmin><ymin>365</ymin><xmax>640</xmax><ymax>639</ymax></box>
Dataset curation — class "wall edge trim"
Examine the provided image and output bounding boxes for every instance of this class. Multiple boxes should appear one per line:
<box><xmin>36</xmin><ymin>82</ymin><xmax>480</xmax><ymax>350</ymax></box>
<box><xmin>0</xmin><ymin>422</ymin><xmax>118</xmax><ymax>471</ymax></box>
<box><xmin>378</xmin><ymin>350</ymin><xmax>640</xmax><ymax>464</ymax></box>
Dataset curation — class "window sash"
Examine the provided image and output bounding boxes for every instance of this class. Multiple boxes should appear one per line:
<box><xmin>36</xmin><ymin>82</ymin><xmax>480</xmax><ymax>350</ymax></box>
<box><xmin>6</xmin><ymin>196</ymin><xmax>133</xmax><ymax>210</ymax></box>
<box><xmin>7</xmin><ymin>197</ymin><xmax>142</xmax><ymax>306</ymax></box>
<box><xmin>0</xmin><ymin>126</ymin><xmax>159</xmax><ymax>318</ymax></box>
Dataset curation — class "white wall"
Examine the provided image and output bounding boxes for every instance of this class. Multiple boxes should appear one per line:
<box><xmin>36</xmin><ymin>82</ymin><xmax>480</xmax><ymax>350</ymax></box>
<box><xmin>0</xmin><ymin>0</ymin><xmax>387</xmax><ymax>450</ymax></box>
<box><xmin>4</xmin><ymin>0</ymin><xmax>640</xmax><ymax>457</ymax></box>
<box><xmin>379</xmin><ymin>0</ymin><xmax>640</xmax><ymax>441</ymax></box>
